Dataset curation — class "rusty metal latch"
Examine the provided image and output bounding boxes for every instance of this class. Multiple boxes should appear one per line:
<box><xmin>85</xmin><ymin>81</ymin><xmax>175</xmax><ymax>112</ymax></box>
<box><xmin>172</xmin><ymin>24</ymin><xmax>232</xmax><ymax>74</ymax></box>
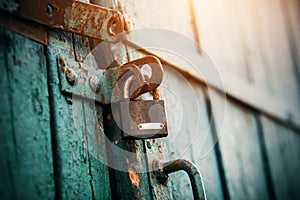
<box><xmin>153</xmin><ymin>159</ymin><xmax>207</xmax><ymax>200</ymax></box>
<box><xmin>0</xmin><ymin>0</ymin><xmax>124</xmax><ymax>42</ymax></box>
<box><xmin>57</xmin><ymin>55</ymin><xmax>164</xmax><ymax>105</ymax></box>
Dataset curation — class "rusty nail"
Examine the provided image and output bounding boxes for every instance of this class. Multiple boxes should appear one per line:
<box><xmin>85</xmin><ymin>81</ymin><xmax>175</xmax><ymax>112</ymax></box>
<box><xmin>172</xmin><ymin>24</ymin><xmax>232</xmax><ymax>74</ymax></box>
<box><xmin>66</xmin><ymin>68</ymin><xmax>77</xmax><ymax>85</ymax></box>
<box><xmin>89</xmin><ymin>75</ymin><xmax>101</xmax><ymax>93</ymax></box>
<box><xmin>46</xmin><ymin>4</ymin><xmax>54</xmax><ymax>15</ymax></box>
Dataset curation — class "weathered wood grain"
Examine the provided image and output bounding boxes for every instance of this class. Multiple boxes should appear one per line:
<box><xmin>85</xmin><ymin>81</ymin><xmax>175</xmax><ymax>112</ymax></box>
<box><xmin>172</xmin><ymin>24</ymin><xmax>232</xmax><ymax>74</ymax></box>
<box><xmin>280</xmin><ymin>0</ymin><xmax>300</xmax><ymax>104</ymax></box>
<box><xmin>193</xmin><ymin>0</ymin><xmax>249</xmax><ymax>83</ymax></box>
<box><xmin>103</xmin><ymin>106</ymin><xmax>152</xmax><ymax>200</ymax></box>
<box><xmin>118</xmin><ymin>0</ymin><xmax>194</xmax><ymax>39</ymax></box>
<box><xmin>157</xmin><ymin>66</ymin><xmax>224</xmax><ymax>200</ymax></box>
<box><xmin>192</xmin><ymin>0</ymin><xmax>300</xmax><ymax>128</ymax></box>
<box><xmin>211</xmin><ymin>91</ymin><xmax>269</xmax><ymax>200</ymax></box>
<box><xmin>47</xmin><ymin>30</ymin><xmax>111</xmax><ymax>199</ymax></box>
<box><xmin>83</xmin><ymin>101</ymin><xmax>112</xmax><ymax>199</ymax></box>
<box><xmin>260</xmin><ymin>116</ymin><xmax>300</xmax><ymax>200</ymax></box>
<box><xmin>0</xmin><ymin>28</ymin><xmax>55</xmax><ymax>199</ymax></box>
<box><xmin>0</xmin><ymin>27</ymin><xmax>16</xmax><ymax>200</ymax></box>
<box><xmin>254</xmin><ymin>0</ymin><xmax>300</xmax><ymax>122</ymax></box>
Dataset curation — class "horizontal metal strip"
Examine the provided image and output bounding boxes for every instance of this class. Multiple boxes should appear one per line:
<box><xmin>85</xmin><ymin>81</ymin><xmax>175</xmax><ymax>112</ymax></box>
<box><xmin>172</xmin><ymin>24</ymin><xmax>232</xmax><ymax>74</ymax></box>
<box><xmin>0</xmin><ymin>0</ymin><xmax>124</xmax><ymax>41</ymax></box>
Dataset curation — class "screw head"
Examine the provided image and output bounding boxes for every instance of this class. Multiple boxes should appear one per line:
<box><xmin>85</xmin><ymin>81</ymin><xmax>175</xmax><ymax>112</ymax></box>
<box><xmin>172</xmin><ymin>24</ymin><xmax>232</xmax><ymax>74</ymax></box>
<box><xmin>89</xmin><ymin>75</ymin><xmax>101</xmax><ymax>93</ymax></box>
<box><xmin>65</xmin><ymin>68</ymin><xmax>77</xmax><ymax>85</ymax></box>
<box><xmin>46</xmin><ymin>4</ymin><xmax>54</xmax><ymax>15</ymax></box>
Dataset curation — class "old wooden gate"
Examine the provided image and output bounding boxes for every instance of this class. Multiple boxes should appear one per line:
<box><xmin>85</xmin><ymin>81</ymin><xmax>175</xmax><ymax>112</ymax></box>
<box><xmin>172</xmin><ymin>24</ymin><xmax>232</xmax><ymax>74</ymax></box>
<box><xmin>1</xmin><ymin>0</ymin><xmax>300</xmax><ymax>200</ymax></box>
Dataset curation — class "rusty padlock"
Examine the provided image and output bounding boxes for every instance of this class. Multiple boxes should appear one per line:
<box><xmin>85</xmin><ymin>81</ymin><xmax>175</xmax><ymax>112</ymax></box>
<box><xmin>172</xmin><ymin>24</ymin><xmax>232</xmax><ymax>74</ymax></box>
<box><xmin>110</xmin><ymin>57</ymin><xmax>168</xmax><ymax>140</ymax></box>
<box><xmin>118</xmin><ymin>92</ymin><xmax>168</xmax><ymax>140</ymax></box>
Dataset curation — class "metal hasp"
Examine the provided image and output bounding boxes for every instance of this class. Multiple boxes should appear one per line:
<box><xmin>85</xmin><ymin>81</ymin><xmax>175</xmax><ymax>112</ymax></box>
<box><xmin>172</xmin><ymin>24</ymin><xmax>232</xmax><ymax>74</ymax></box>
<box><xmin>154</xmin><ymin>159</ymin><xmax>206</xmax><ymax>200</ymax></box>
<box><xmin>0</xmin><ymin>0</ymin><xmax>124</xmax><ymax>41</ymax></box>
<box><xmin>56</xmin><ymin>55</ymin><xmax>164</xmax><ymax>105</ymax></box>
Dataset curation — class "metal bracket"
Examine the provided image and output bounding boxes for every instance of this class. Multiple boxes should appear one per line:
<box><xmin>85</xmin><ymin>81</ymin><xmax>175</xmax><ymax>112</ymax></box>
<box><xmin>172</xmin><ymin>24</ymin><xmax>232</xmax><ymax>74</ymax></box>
<box><xmin>0</xmin><ymin>0</ymin><xmax>124</xmax><ymax>41</ymax></box>
<box><xmin>57</xmin><ymin>55</ymin><xmax>164</xmax><ymax>105</ymax></box>
<box><xmin>57</xmin><ymin>55</ymin><xmax>127</xmax><ymax>104</ymax></box>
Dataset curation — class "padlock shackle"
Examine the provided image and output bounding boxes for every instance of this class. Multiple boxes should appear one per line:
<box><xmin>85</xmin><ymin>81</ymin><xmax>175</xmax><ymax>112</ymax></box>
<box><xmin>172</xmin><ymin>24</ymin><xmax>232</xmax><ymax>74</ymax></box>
<box><xmin>116</xmin><ymin>64</ymin><xmax>146</xmax><ymax>101</ymax></box>
<box><xmin>124</xmin><ymin>55</ymin><xmax>163</xmax><ymax>93</ymax></box>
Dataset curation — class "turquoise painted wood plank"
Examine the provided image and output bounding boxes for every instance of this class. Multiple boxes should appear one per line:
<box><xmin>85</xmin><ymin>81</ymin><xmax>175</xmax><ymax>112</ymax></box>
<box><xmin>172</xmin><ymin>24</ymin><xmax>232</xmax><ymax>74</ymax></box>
<box><xmin>261</xmin><ymin>116</ymin><xmax>300</xmax><ymax>200</ymax></box>
<box><xmin>0</xmin><ymin>28</ymin><xmax>16</xmax><ymax>200</ymax></box>
<box><xmin>103</xmin><ymin>105</ymin><xmax>152</xmax><ymax>200</ymax></box>
<box><xmin>82</xmin><ymin>102</ymin><xmax>112</xmax><ymax>199</ymax></box>
<box><xmin>47</xmin><ymin>30</ymin><xmax>111</xmax><ymax>199</ymax></box>
<box><xmin>211</xmin><ymin>91</ymin><xmax>269</xmax><ymax>200</ymax></box>
<box><xmin>145</xmin><ymin>137</ymin><xmax>173</xmax><ymax>200</ymax></box>
<box><xmin>190</xmin><ymin>85</ymin><xmax>224</xmax><ymax>200</ymax></box>
<box><xmin>0</xmin><ymin>28</ymin><xmax>55</xmax><ymax>199</ymax></box>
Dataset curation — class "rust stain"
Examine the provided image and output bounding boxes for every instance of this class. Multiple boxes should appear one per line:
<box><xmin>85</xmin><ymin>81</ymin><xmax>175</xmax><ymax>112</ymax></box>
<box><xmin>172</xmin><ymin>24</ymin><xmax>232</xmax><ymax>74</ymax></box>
<box><xmin>58</xmin><ymin>57</ymin><xmax>66</xmax><ymax>73</ymax></box>
<box><xmin>101</xmin><ymin>94</ymin><xmax>105</xmax><ymax>104</ymax></box>
<box><xmin>125</xmin><ymin>158</ymin><xmax>140</xmax><ymax>187</ymax></box>
<box><xmin>11</xmin><ymin>0</ymin><xmax>124</xmax><ymax>41</ymax></box>
<box><xmin>128</xmin><ymin>168</ymin><xmax>140</xmax><ymax>187</ymax></box>
<box><xmin>63</xmin><ymin>1</ymin><xmax>124</xmax><ymax>40</ymax></box>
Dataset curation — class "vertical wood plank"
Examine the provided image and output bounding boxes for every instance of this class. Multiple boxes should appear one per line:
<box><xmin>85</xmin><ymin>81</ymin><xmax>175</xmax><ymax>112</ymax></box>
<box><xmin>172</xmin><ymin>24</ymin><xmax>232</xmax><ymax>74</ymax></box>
<box><xmin>233</xmin><ymin>0</ymin><xmax>269</xmax><ymax>85</ymax></box>
<box><xmin>0</xmin><ymin>28</ymin><xmax>55</xmax><ymax>199</ymax></box>
<box><xmin>47</xmin><ymin>30</ymin><xmax>111</xmax><ymax>199</ymax></box>
<box><xmin>158</xmin><ymin>66</ymin><xmax>224</xmax><ymax>199</ymax></box>
<box><xmin>193</xmin><ymin>0</ymin><xmax>249</xmax><ymax>83</ymax></box>
<box><xmin>103</xmin><ymin>109</ymin><xmax>152</xmax><ymax>200</ymax></box>
<box><xmin>254</xmin><ymin>0</ymin><xmax>300</xmax><ymax>121</ymax></box>
<box><xmin>0</xmin><ymin>27</ymin><xmax>16</xmax><ymax>200</ymax></box>
<box><xmin>211</xmin><ymin>92</ymin><xmax>269</xmax><ymax>200</ymax></box>
<box><xmin>280</xmin><ymin>0</ymin><xmax>300</xmax><ymax>103</ymax></box>
<box><xmin>261</xmin><ymin>116</ymin><xmax>300</xmax><ymax>199</ymax></box>
<box><xmin>83</xmin><ymin>102</ymin><xmax>112</xmax><ymax>199</ymax></box>
<box><xmin>191</xmin><ymin>86</ymin><xmax>224</xmax><ymax>200</ymax></box>
<box><xmin>118</xmin><ymin>0</ymin><xmax>194</xmax><ymax>39</ymax></box>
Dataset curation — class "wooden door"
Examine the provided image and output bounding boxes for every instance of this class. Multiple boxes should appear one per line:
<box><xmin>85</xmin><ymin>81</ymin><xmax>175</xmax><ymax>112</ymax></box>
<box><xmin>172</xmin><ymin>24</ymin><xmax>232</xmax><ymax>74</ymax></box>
<box><xmin>1</xmin><ymin>0</ymin><xmax>300</xmax><ymax>200</ymax></box>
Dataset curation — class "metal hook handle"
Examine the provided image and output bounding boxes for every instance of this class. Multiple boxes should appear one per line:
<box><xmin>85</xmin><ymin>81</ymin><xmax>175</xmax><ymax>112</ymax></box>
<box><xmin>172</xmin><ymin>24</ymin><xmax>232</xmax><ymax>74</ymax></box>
<box><xmin>154</xmin><ymin>159</ymin><xmax>206</xmax><ymax>200</ymax></box>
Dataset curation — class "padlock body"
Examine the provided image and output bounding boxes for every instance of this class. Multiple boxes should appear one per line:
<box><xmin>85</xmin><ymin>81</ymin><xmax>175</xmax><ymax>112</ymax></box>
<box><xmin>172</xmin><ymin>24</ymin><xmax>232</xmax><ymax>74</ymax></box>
<box><xmin>118</xmin><ymin>100</ymin><xmax>168</xmax><ymax>140</ymax></box>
